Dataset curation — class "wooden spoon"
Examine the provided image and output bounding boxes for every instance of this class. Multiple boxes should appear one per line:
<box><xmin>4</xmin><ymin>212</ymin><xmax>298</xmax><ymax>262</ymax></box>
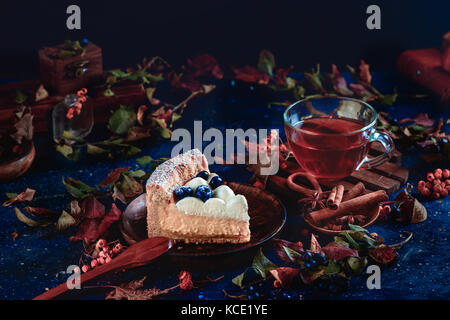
<box><xmin>33</xmin><ymin>237</ymin><xmax>173</xmax><ymax>300</ymax></box>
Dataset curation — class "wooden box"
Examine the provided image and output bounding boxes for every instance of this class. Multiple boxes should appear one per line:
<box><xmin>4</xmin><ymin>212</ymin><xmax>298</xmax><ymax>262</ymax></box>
<box><xmin>38</xmin><ymin>42</ymin><xmax>103</xmax><ymax>95</ymax></box>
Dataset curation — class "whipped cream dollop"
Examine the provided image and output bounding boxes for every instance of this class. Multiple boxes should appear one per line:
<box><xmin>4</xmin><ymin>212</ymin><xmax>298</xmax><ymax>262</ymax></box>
<box><xmin>176</xmin><ymin>185</ymin><xmax>250</xmax><ymax>222</ymax></box>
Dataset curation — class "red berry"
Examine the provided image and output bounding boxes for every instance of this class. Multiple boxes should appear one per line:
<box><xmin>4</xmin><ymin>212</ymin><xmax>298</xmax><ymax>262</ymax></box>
<box><xmin>105</xmin><ymin>256</ymin><xmax>112</xmax><ymax>263</ymax></box>
<box><xmin>97</xmin><ymin>239</ymin><xmax>106</xmax><ymax>248</ymax></box>
<box><xmin>91</xmin><ymin>260</ymin><xmax>97</xmax><ymax>268</ymax></box>
<box><xmin>445</xmin><ymin>179</ymin><xmax>450</xmax><ymax>186</ymax></box>
<box><xmin>273</xmin><ymin>280</ymin><xmax>282</xmax><ymax>288</ymax></box>
<box><xmin>383</xmin><ymin>205</ymin><xmax>391</xmax><ymax>214</ymax></box>
<box><xmin>434</xmin><ymin>172</ymin><xmax>442</xmax><ymax>180</ymax></box>
<box><xmin>98</xmin><ymin>257</ymin><xmax>105</xmax><ymax>265</ymax></box>
<box><xmin>432</xmin><ymin>192</ymin><xmax>440</xmax><ymax>200</ymax></box>
<box><xmin>421</xmin><ymin>187</ymin><xmax>431</xmax><ymax>197</ymax></box>
<box><xmin>433</xmin><ymin>184</ymin><xmax>443</xmax><ymax>193</ymax></box>
<box><xmin>440</xmin><ymin>189</ymin><xmax>448</xmax><ymax>197</ymax></box>
<box><xmin>425</xmin><ymin>182</ymin><xmax>433</xmax><ymax>189</ymax></box>
<box><xmin>427</xmin><ymin>173</ymin><xmax>435</xmax><ymax>182</ymax></box>
<box><xmin>81</xmin><ymin>265</ymin><xmax>90</xmax><ymax>273</ymax></box>
<box><xmin>417</xmin><ymin>180</ymin><xmax>426</xmax><ymax>189</ymax></box>
<box><xmin>435</xmin><ymin>168</ymin><xmax>442</xmax><ymax>175</ymax></box>
<box><xmin>443</xmin><ymin>169</ymin><xmax>450</xmax><ymax>179</ymax></box>
<box><xmin>432</xmin><ymin>179</ymin><xmax>440</xmax><ymax>185</ymax></box>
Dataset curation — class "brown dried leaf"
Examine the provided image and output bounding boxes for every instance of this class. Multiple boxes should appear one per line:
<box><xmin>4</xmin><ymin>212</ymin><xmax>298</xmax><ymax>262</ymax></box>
<box><xmin>105</xmin><ymin>277</ymin><xmax>177</xmax><ymax>300</ymax></box>
<box><xmin>2</xmin><ymin>188</ymin><xmax>36</xmax><ymax>207</ymax></box>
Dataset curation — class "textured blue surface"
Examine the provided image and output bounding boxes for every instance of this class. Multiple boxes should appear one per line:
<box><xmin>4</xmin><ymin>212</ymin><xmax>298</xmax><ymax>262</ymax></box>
<box><xmin>0</xmin><ymin>73</ymin><xmax>449</xmax><ymax>300</ymax></box>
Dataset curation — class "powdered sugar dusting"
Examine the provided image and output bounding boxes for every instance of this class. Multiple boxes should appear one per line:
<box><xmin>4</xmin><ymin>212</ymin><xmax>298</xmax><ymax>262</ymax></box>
<box><xmin>146</xmin><ymin>149</ymin><xmax>205</xmax><ymax>194</ymax></box>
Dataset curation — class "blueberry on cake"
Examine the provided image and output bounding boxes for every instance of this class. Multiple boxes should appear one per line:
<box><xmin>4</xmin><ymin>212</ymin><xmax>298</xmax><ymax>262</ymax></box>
<box><xmin>146</xmin><ymin>149</ymin><xmax>251</xmax><ymax>244</ymax></box>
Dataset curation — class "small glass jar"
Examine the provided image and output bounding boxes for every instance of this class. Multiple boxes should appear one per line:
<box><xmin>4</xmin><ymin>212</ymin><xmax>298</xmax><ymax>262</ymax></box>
<box><xmin>52</xmin><ymin>94</ymin><xmax>94</xmax><ymax>143</ymax></box>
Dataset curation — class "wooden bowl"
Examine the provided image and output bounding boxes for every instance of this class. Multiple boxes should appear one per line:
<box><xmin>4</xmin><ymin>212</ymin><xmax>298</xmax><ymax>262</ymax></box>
<box><xmin>0</xmin><ymin>141</ymin><xmax>35</xmax><ymax>182</ymax></box>
<box><xmin>121</xmin><ymin>182</ymin><xmax>287</xmax><ymax>257</ymax></box>
<box><xmin>304</xmin><ymin>205</ymin><xmax>380</xmax><ymax>235</ymax></box>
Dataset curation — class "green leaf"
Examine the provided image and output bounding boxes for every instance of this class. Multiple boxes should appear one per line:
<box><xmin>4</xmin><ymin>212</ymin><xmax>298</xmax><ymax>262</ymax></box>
<box><xmin>232</xmin><ymin>270</ymin><xmax>248</xmax><ymax>289</ymax></box>
<box><xmin>62</xmin><ymin>177</ymin><xmax>95</xmax><ymax>199</ymax></box>
<box><xmin>342</xmin><ymin>231</ymin><xmax>360</xmax><ymax>250</ymax></box>
<box><xmin>282</xmin><ymin>246</ymin><xmax>304</xmax><ymax>265</ymax></box>
<box><xmin>6</xmin><ymin>193</ymin><xmax>19</xmax><ymax>199</ymax></box>
<box><xmin>15</xmin><ymin>90</ymin><xmax>28</xmax><ymax>104</ymax></box>
<box><xmin>376</xmin><ymin>93</ymin><xmax>397</xmax><ymax>106</ymax></box>
<box><xmin>104</xmin><ymin>88</ymin><xmax>116</xmax><ymax>97</ymax></box>
<box><xmin>119</xmin><ymin>174</ymin><xmax>143</xmax><ymax>198</ymax></box>
<box><xmin>126</xmin><ymin>145</ymin><xmax>142</xmax><ymax>157</ymax></box>
<box><xmin>171</xmin><ymin>112</ymin><xmax>182</xmax><ymax>123</ymax></box>
<box><xmin>346</xmin><ymin>257</ymin><xmax>368</xmax><ymax>275</ymax></box>
<box><xmin>136</xmin><ymin>155</ymin><xmax>153</xmax><ymax>166</ymax></box>
<box><xmin>109</xmin><ymin>69</ymin><xmax>129</xmax><ymax>78</ymax></box>
<box><xmin>293</xmin><ymin>85</ymin><xmax>305</xmax><ymax>100</ymax></box>
<box><xmin>252</xmin><ymin>248</ymin><xmax>277</xmax><ymax>279</ymax></box>
<box><xmin>14</xmin><ymin>207</ymin><xmax>52</xmax><ymax>227</ymax></box>
<box><xmin>324</xmin><ymin>260</ymin><xmax>341</xmax><ymax>274</ymax></box>
<box><xmin>87</xmin><ymin>144</ymin><xmax>109</xmax><ymax>155</ymax></box>
<box><xmin>58</xmin><ymin>50</ymin><xmax>77</xmax><ymax>59</ymax></box>
<box><xmin>127</xmin><ymin>170</ymin><xmax>146</xmax><ymax>179</ymax></box>
<box><xmin>257</xmin><ymin>50</ymin><xmax>276</xmax><ymax>76</ymax></box>
<box><xmin>56</xmin><ymin>145</ymin><xmax>80</xmax><ymax>161</ymax></box>
<box><xmin>348</xmin><ymin>224</ymin><xmax>368</xmax><ymax>233</ymax></box>
<box><xmin>109</xmin><ymin>106</ymin><xmax>137</xmax><ymax>135</ymax></box>
<box><xmin>334</xmin><ymin>236</ymin><xmax>350</xmax><ymax>247</ymax></box>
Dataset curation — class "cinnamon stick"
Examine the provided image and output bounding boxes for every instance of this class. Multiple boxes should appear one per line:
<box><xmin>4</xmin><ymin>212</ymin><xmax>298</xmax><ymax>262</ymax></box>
<box><xmin>329</xmin><ymin>185</ymin><xmax>344</xmax><ymax>209</ymax></box>
<box><xmin>308</xmin><ymin>190</ymin><xmax>388</xmax><ymax>225</ymax></box>
<box><xmin>342</xmin><ymin>182</ymin><xmax>366</xmax><ymax>202</ymax></box>
<box><xmin>327</xmin><ymin>186</ymin><xmax>337</xmax><ymax>207</ymax></box>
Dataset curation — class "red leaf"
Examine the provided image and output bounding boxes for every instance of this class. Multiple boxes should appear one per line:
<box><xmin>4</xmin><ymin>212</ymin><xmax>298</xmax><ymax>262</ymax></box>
<box><xmin>80</xmin><ymin>196</ymin><xmax>105</xmax><ymax>219</ymax></box>
<box><xmin>331</xmin><ymin>64</ymin><xmax>354</xmax><ymax>96</ymax></box>
<box><xmin>274</xmin><ymin>66</ymin><xmax>294</xmax><ymax>86</ymax></box>
<box><xmin>137</xmin><ymin>105</ymin><xmax>148</xmax><ymax>126</ymax></box>
<box><xmin>369</xmin><ymin>246</ymin><xmax>398</xmax><ymax>264</ymax></box>
<box><xmin>185</xmin><ymin>54</ymin><xmax>223</xmax><ymax>79</ymax></box>
<box><xmin>179</xmin><ymin>75</ymin><xmax>203</xmax><ymax>92</ymax></box>
<box><xmin>2</xmin><ymin>188</ymin><xmax>36</xmax><ymax>207</ymax></box>
<box><xmin>232</xmin><ymin>66</ymin><xmax>270</xmax><ymax>85</ymax></box>
<box><xmin>349</xmin><ymin>83</ymin><xmax>377</xmax><ymax>101</ymax></box>
<box><xmin>23</xmin><ymin>206</ymin><xmax>59</xmax><ymax>218</ymax></box>
<box><xmin>359</xmin><ymin>60</ymin><xmax>372</xmax><ymax>84</ymax></box>
<box><xmin>179</xmin><ymin>270</ymin><xmax>194</xmax><ymax>291</ymax></box>
<box><xmin>70</xmin><ymin>219</ymin><xmax>100</xmax><ymax>243</ymax></box>
<box><xmin>273</xmin><ymin>239</ymin><xmax>303</xmax><ymax>263</ymax></box>
<box><xmin>398</xmin><ymin>113</ymin><xmax>434</xmax><ymax>127</ymax></box>
<box><xmin>270</xmin><ymin>267</ymin><xmax>299</xmax><ymax>289</ymax></box>
<box><xmin>322</xmin><ymin>242</ymin><xmax>359</xmax><ymax>260</ymax></box>
<box><xmin>95</xmin><ymin>204</ymin><xmax>122</xmax><ymax>238</ymax></box>
<box><xmin>99</xmin><ymin>168</ymin><xmax>129</xmax><ymax>188</ymax></box>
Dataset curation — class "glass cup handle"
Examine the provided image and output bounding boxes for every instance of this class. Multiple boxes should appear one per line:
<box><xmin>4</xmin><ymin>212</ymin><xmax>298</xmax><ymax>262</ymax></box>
<box><xmin>357</xmin><ymin>131</ymin><xmax>395</xmax><ymax>170</ymax></box>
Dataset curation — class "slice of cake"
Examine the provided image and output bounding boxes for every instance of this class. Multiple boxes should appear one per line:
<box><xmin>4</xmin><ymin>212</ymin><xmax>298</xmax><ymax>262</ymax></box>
<box><xmin>146</xmin><ymin>149</ymin><xmax>251</xmax><ymax>244</ymax></box>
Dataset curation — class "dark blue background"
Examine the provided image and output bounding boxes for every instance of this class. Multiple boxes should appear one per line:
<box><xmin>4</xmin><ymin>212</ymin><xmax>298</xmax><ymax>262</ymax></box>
<box><xmin>0</xmin><ymin>0</ymin><xmax>449</xmax><ymax>78</ymax></box>
<box><xmin>0</xmin><ymin>73</ymin><xmax>448</xmax><ymax>300</ymax></box>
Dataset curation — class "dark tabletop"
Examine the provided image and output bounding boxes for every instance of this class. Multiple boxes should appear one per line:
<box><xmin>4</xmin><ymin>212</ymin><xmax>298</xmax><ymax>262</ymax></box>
<box><xmin>0</xmin><ymin>72</ymin><xmax>449</xmax><ymax>300</ymax></box>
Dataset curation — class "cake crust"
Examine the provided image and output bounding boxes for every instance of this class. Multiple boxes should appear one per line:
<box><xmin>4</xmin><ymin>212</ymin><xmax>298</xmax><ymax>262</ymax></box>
<box><xmin>146</xmin><ymin>149</ymin><xmax>251</xmax><ymax>244</ymax></box>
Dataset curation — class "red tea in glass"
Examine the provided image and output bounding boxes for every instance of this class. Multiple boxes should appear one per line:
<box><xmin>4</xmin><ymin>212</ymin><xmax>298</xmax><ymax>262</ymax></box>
<box><xmin>284</xmin><ymin>97</ymin><xmax>394</xmax><ymax>180</ymax></box>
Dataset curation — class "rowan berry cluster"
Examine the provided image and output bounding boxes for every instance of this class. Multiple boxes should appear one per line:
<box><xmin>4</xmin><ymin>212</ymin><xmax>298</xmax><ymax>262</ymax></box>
<box><xmin>66</xmin><ymin>88</ymin><xmax>88</xmax><ymax>119</ymax></box>
<box><xmin>417</xmin><ymin>168</ymin><xmax>449</xmax><ymax>200</ymax></box>
<box><xmin>80</xmin><ymin>239</ymin><xmax>124</xmax><ymax>273</ymax></box>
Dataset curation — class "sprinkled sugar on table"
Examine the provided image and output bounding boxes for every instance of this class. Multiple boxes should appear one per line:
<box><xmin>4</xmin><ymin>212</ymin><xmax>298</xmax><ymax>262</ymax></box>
<box><xmin>0</xmin><ymin>72</ymin><xmax>448</xmax><ymax>300</ymax></box>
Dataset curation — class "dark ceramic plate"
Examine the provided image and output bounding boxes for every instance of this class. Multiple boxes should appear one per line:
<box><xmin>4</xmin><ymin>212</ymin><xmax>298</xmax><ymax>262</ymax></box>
<box><xmin>121</xmin><ymin>182</ymin><xmax>287</xmax><ymax>257</ymax></box>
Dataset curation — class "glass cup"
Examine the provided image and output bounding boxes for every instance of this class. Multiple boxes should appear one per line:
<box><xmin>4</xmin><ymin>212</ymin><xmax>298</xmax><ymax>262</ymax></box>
<box><xmin>283</xmin><ymin>96</ymin><xmax>394</xmax><ymax>181</ymax></box>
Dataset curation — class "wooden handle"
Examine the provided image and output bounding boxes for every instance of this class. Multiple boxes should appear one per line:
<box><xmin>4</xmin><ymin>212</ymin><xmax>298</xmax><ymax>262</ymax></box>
<box><xmin>33</xmin><ymin>237</ymin><xmax>173</xmax><ymax>300</ymax></box>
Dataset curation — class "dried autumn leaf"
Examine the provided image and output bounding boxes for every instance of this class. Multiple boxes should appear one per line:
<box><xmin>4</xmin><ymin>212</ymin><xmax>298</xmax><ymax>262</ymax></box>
<box><xmin>108</xmin><ymin>105</ymin><xmax>137</xmax><ymax>135</ymax></box>
<box><xmin>95</xmin><ymin>204</ymin><xmax>122</xmax><ymax>238</ymax></box>
<box><xmin>23</xmin><ymin>206</ymin><xmax>59</xmax><ymax>218</ymax></box>
<box><xmin>35</xmin><ymin>84</ymin><xmax>49</xmax><ymax>102</ymax></box>
<box><xmin>270</xmin><ymin>267</ymin><xmax>299</xmax><ymax>289</ymax></box>
<box><xmin>2</xmin><ymin>188</ymin><xmax>36</xmax><ymax>207</ymax></box>
<box><xmin>62</xmin><ymin>177</ymin><xmax>95</xmax><ymax>199</ymax></box>
<box><xmin>99</xmin><ymin>167</ymin><xmax>129</xmax><ymax>188</ymax></box>
<box><xmin>310</xmin><ymin>234</ymin><xmax>323</xmax><ymax>254</ymax></box>
<box><xmin>11</xmin><ymin>231</ymin><xmax>19</xmax><ymax>241</ymax></box>
<box><xmin>69</xmin><ymin>200</ymin><xmax>83</xmax><ymax>222</ymax></box>
<box><xmin>349</xmin><ymin>83</ymin><xmax>377</xmax><ymax>102</ymax></box>
<box><xmin>321</xmin><ymin>242</ymin><xmax>359</xmax><ymax>260</ymax></box>
<box><xmin>185</xmin><ymin>54</ymin><xmax>223</xmax><ymax>79</ymax></box>
<box><xmin>395</xmin><ymin>190</ymin><xmax>427</xmax><ymax>223</ymax></box>
<box><xmin>273</xmin><ymin>239</ymin><xmax>303</xmax><ymax>263</ymax></box>
<box><xmin>119</xmin><ymin>174</ymin><xmax>144</xmax><ymax>198</ymax></box>
<box><xmin>70</xmin><ymin>218</ymin><xmax>100</xmax><ymax>243</ymax></box>
<box><xmin>14</xmin><ymin>207</ymin><xmax>52</xmax><ymax>227</ymax></box>
<box><xmin>252</xmin><ymin>248</ymin><xmax>277</xmax><ymax>279</ymax></box>
<box><xmin>56</xmin><ymin>210</ymin><xmax>77</xmax><ymax>231</ymax></box>
<box><xmin>137</xmin><ymin>105</ymin><xmax>148</xmax><ymax>126</ymax></box>
<box><xmin>178</xmin><ymin>270</ymin><xmax>194</xmax><ymax>291</ymax></box>
<box><xmin>398</xmin><ymin>113</ymin><xmax>434</xmax><ymax>127</ymax></box>
<box><xmin>112</xmin><ymin>185</ymin><xmax>127</xmax><ymax>204</ymax></box>
<box><xmin>359</xmin><ymin>60</ymin><xmax>372</xmax><ymax>84</ymax></box>
<box><xmin>136</xmin><ymin>155</ymin><xmax>153</xmax><ymax>166</ymax></box>
<box><xmin>330</xmin><ymin>64</ymin><xmax>354</xmax><ymax>96</ymax></box>
<box><xmin>257</xmin><ymin>50</ymin><xmax>276</xmax><ymax>77</ymax></box>
<box><xmin>106</xmin><ymin>276</ymin><xmax>177</xmax><ymax>300</ymax></box>
<box><xmin>232</xmin><ymin>66</ymin><xmax>270</xmax><ymax>85</ymax></box>
<box><xmin>80</xmin><ymin>196</ymin><xmax>105</xmax><ymax>219</ymax></box>
<box><xmin>369</xmin><ymin>245</ymin><xmax>398</xmax><ymax>264</ymax></box>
